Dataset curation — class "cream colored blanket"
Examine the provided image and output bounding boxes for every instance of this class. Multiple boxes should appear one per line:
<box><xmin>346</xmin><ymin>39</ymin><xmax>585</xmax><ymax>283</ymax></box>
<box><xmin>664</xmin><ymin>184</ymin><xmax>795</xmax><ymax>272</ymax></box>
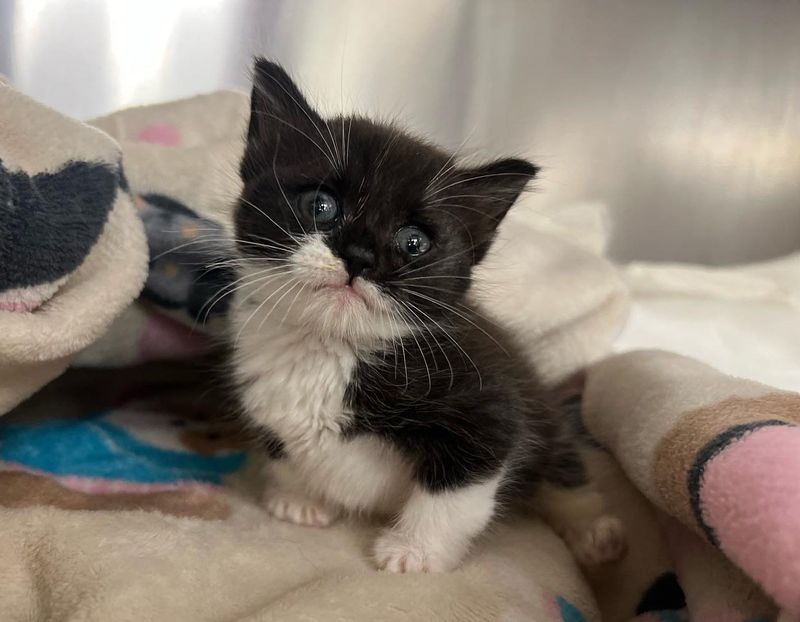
<box><xmin>5</xmin><ymin>74</ymin><xmax>798</xmax><ymax>622</ymax></box>
<box><xmin>0</xmin><ymin>82</ymin><xmax>628</xmax><ymax>621</ymax></box>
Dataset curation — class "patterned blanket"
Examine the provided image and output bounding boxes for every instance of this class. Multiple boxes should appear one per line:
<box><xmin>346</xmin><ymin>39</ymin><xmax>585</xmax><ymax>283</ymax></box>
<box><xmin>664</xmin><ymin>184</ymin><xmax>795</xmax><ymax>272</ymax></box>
<box><xmin>1</xmin><ymin>76</ymin><xmax>796</xmax><ymax>621</ymax></box>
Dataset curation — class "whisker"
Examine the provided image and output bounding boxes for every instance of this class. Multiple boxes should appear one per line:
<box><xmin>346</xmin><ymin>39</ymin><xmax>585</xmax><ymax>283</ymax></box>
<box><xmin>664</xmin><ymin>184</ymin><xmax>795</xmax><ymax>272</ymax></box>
<box><xmin>397</xmin><ymin>298</ymin><xmax>457</xmax><ymax>390</ymax></box>
<box><xmin>399</xmin><ymin>283</ymin><xmax>508</xmax><ymax>329</ymax></box>
<box><xmin>426</xmin><ymin>193</ymin><xmax>508</xmax><ymax>204</ymax></box>
<box><xmin>198</xmin><ymin>265</ymin><xmax>290</xmax><ymax>325</ymax></box>
<box><xmin>395</xmin><ymin>246</ymin><xmax>479</xmax><ymax>277</ymax></box>
<box><xmin>397</xmin><ymin>275</ymin><xmax>474</xmax><ymax>281</ymax></box>
<box><xmin>425</xmin><ymin>131</ymin><xmax>474</xmax><ymax>195</ymax></box>
<box><xmin>239</xmin><ymin>197</ymin><xmax>302</xmax><ymax>246</ymax></box>
<box><xmin>257</xmin><ymin>279</ymin><xmax>303</xmax><ymax>331</ymax></box>
<box><xmin>425</xmin><ymin>172</ymin><xmax>533</xmax><ymax>198</ymax></box>
<box><xmin>393</xmin><ymin>303</ymin><xmax>429</xmax><ymax>393</ymax></box>
<box><xmin>281</xmin><ymin>281</ymin><xmax>308</xmax><ymax>324</ymax></box>
<box><xmin>235</xmin><ymin>276</ymin><xmax>298</xmax><ymax>345</ymax></box>
<box><xmin>400</xmin><ymin>288</ymin><xmax>509</xmax><ymax>355</ymax></box>
<box><xmin>387</xmin><ymin>282</ymin><xmax>462</xmax><ymax>296</ymax></box>
<box><xmin>402</xmin><ymin>298</ymin><xmax>482</xmax><ymax>391</ymax></box>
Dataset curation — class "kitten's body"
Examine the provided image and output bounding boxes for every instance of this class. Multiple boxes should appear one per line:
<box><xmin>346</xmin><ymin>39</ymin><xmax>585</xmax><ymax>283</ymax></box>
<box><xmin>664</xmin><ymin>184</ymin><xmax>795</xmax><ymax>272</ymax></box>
<box><xmin>231</xmin><ymin>59</ymin><xmax>624</xmax><ymax>572</ymax></box>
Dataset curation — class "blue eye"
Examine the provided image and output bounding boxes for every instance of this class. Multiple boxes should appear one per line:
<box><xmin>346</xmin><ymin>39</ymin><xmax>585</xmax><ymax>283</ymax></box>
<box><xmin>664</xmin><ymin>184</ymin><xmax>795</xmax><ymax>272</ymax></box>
<box><xmin>395</xmin><ymin>226</ymin><xmax>431</xmax><ymax>257</ymax></box>
<box><xmin>299</xmin><ymin>190</ymin><xmax>339</xmax><ymax>228</ymax></box>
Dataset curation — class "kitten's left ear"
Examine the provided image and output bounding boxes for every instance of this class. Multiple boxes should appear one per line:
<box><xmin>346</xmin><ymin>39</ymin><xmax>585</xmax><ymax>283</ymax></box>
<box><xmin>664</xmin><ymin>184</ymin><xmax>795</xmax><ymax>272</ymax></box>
<box><xmin>241</xmin><ymin>58</ymin><xmax>326</xmax><ymax>183</ymax></box>
<box><xmin>247</xmin><ymin>58</ymin><xmax>321</xmax><ymax>144</ymax></box>
<box><xmin>442</xmin><ymin>158</ymin><xmax>539</xmax><ymax>259</ymax></box>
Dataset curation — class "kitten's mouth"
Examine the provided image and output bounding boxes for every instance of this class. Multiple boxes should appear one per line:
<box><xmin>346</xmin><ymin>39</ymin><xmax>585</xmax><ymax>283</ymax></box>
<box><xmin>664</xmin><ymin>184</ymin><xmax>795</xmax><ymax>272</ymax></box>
<box><xmin>318</xmin><ymin>282</ymin><xmax>370</xmax><ymax>307</ymax></box>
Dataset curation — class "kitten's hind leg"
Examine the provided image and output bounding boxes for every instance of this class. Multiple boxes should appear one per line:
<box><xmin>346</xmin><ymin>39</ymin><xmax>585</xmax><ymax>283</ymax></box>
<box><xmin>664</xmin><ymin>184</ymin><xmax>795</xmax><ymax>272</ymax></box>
<box><xmin>262</xmin><ymin>460</ymin><xmax>339</xmax><ymax>528</ymax></box>
<box><xmin>537</xmin><ymin>481</ymin><xmax>626</xmax><ymax>566</ymax></box>
<box><xmin>532</xmin><ymin>417</ymin><xmax>627</xmax><ymax>565</ymax></box>
<box><xmin>374</xmin><ymin>474</ymin><xmax>501</xmax><ymax>573</ymax></box>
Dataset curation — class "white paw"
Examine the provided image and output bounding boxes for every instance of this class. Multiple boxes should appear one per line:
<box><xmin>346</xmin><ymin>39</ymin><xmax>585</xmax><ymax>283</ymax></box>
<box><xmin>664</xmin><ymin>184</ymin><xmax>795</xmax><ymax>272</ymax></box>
<box><xmin>569</xmin><ymin>515</ymin><xmax>626</xmax><ymax>565</ymax></box>
<box><xmin>373</xmin><ymin>530</ymin><xmax>461</xmax><ymax>573</ymax></box>
<box><xmin>263</xmin><ymin>491</ymin><xmax>337</xmax><ymax>527</ymax></box>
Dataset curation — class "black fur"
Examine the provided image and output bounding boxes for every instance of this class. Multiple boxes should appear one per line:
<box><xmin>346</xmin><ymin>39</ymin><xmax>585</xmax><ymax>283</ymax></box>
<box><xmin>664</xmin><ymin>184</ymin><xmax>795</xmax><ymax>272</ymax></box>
<box><xmin>236</xmin><ymin>58</ymin><xmax>584</xmax><ymax>497</ymax></box>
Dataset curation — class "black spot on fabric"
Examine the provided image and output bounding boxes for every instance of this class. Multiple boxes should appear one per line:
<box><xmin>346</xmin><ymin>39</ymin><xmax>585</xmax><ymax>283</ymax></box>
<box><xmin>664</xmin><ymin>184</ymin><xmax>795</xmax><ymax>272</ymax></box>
<box><xmin>688</xmin><ymin>419</ymin><xmax>790</xmax><ymax>546</ymax></box>
<box><xmin>0</xmin><ymin>159</ymin><xmax>118</xmax><ymax>291</ymax></box>
<box><xmin>636</xmin><ymin>572</ymin><xmax>686</xmax><ymax>614</ymax></box>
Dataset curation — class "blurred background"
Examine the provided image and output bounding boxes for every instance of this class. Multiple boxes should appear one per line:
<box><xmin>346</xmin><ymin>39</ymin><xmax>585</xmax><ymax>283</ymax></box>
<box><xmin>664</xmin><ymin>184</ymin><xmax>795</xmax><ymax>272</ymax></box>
<box><xmin>1</xmin><ymin>0</ymin><xmax>798</xmax><ymax>264</ymax></box>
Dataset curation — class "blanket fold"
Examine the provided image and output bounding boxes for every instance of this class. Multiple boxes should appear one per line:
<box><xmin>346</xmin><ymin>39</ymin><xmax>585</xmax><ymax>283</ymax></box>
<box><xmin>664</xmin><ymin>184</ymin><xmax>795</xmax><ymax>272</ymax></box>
<box><xmin>0</xmin><ymin>80</ymin><xmax>147</xmax><ymax>413</ymax></box>
<box><xmin>584</xmin><ymin>349</ymin><xmax>797</xmax><ymax>619</ymax></box>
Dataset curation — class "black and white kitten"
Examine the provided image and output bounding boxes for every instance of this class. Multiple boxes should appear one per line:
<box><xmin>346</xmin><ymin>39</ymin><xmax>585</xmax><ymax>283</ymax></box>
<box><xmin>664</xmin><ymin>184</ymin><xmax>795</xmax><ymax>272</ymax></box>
<box><xmin>231</xmin><ymin>59</ymin><xmax>624</xmax><ymax>573</ymax></box>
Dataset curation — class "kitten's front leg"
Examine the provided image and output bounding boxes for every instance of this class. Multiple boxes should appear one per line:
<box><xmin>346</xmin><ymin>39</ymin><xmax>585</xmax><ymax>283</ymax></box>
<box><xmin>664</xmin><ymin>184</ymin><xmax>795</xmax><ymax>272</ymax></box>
<box><xmin>373</xmin><ymin>474</ymin><xmax>501</xmax><ymax>573</ymax></box>
<box><xmin>262</xmin><ymin>459</ymin><xmax>339</xmax><ymax>528</ymax></box>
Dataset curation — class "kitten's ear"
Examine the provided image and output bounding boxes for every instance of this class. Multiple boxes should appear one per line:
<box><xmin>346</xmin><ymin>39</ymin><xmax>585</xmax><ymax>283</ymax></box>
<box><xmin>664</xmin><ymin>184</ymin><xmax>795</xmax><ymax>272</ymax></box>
<box><xmin>239</xmin><ymin>57</ymin><xmax>325</xmax><ymax>183</ymax></box>
<box><xmin>444</xmin><ymin>158</ymin><xmax>539</xmax><ymax>260</ymax></box>
<box><xmin>248</xmin><ymin>58</ymin><xmax>321</xmax><ymax>139</ymax></box>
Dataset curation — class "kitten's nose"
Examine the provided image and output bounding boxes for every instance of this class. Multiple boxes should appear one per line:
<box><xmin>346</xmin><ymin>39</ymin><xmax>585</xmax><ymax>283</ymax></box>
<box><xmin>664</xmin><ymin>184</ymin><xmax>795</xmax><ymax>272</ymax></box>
<box><xmin>342</xmin><ymin>244</ymin><xmax>375</xmax><ymax>280</ymax></box>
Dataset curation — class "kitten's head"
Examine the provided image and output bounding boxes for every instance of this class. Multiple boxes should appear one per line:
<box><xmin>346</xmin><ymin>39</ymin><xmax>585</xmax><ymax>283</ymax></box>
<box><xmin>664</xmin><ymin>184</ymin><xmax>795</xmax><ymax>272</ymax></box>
<box><xmin>234</xmin><ymin>58</ymin><xmax>538</xmax><ymax>344</ymax></box>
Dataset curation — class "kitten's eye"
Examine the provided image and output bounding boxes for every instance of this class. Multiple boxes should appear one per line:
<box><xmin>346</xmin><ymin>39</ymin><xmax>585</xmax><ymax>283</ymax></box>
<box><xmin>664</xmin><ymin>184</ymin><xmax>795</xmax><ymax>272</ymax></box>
<box><xmin>298</xmin><ymin>190</ymin><xmax>340</xmax><ymax>228</ymax></box>
<box><xmin>395</xmin><ymin>226</ymin><xmax>431</xmax><ymax>257</ymax></box>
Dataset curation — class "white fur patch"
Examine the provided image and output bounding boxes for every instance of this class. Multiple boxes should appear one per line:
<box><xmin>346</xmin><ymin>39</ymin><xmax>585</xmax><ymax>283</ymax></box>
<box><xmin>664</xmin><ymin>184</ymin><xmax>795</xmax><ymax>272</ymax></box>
<box><xmin>373</xmin><ymin>474</ymin><xmax>502</xmax><ymax>573</ymax></box>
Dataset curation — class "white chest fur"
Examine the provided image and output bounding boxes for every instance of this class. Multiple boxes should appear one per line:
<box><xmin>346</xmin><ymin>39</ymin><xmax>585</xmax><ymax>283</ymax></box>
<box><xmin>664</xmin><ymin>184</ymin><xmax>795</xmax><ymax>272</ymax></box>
<box><xmin>232</xmin><ymin>321</ymin><xmax>413</xmax><ymax>515</ymax></box>
<box><xmin>234</xmin><ymin>323</ymin><xmax>356</xmax><ymax>445</ymax></box>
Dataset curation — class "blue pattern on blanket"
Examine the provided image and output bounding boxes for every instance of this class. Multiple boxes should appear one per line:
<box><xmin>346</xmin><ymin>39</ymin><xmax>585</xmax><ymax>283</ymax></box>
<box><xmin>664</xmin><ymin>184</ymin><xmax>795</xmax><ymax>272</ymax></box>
<box><xmin>556</xmin><ymin>596</ymin><xmax>587</xmax><ymax>622</ymax></box>
<box><xmin>0</xmin><ymin>411</ymin><xmax>246</xmax><ymax>485</ymax></box>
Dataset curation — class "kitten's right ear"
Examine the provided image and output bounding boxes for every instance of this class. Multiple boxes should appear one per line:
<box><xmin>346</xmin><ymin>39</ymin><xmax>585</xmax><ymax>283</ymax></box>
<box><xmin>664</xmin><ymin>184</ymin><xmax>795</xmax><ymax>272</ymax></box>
<box><xmin>246</xmin><ymin>57</ymin><xmax>321</xmax><ymax>144</ymax></box>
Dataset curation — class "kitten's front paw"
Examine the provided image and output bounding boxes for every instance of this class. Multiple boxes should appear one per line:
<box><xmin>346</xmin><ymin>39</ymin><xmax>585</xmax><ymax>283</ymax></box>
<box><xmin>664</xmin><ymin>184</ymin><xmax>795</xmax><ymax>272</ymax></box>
<box><xmin>569</xmin><ymin>515</ymin><xmax>626</xmax><ymax>566</ymax></box>
<box><xmin>263</xmin><ymin>491</ymin><xmax>338</xmax><ymax>528</ymax></box>
<box><xmin>373</xmin><ymin>530</ymin><xmax>460</xmax><ymax>573</ymax></box>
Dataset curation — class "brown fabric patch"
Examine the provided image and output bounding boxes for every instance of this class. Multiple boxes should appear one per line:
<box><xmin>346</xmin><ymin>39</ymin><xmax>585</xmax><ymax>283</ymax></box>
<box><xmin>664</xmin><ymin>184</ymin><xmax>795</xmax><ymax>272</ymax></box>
<box><xmin>0</xmin><ymin>471</ymin><xmax>230</xmax><ymax>519</ymax></box>
<box><xmin>654</xmin><ymin>393</ymin><xmax>800</xmax><ymax>533</ymax></box>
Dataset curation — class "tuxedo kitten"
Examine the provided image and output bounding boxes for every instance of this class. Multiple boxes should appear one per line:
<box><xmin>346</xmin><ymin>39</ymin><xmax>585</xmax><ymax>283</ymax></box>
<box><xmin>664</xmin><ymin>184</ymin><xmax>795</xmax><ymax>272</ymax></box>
<box><xmin>231</xmin><ymin>58</ymin><xmax>625</xmax><ymax>573</ymax></box>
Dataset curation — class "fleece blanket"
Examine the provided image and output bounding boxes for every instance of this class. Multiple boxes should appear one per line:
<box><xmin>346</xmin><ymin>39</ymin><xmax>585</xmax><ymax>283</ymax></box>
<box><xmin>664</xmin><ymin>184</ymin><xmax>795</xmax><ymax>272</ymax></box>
<box><xmin>1</xmin><ymin>76</ymin><xmax>797</xmax><ymax>621</ymax></box>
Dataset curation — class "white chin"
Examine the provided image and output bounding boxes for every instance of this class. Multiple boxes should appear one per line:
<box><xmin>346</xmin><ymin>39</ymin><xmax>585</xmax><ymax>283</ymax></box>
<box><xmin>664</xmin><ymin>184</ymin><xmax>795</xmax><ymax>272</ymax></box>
<box><xmin>292</xmin><ymin>288</ymin><xmax>391</xmax><ymax>342</ymax></box>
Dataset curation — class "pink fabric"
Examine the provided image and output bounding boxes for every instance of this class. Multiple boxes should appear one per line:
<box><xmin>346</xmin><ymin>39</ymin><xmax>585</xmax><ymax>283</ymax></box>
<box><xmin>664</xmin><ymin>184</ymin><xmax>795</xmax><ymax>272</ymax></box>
<box><xmin>136</xmin><ymin>123</ymin><xmax>181</xmax><ymax>146</ymax></box>
<box><xmin>0</xmin><ymin>299</ymin><xmax>40</xmax><ymax>312</ymax></box>
<box><xmin>0</xmin><ymin>462</ymin><xmax>218</xmax><ymax>494</ymax></box>
<box><xmin>0</xmin><ymin>281</ymin><xmax>63</xmax><ymax>312</ymax></box>
<box><xmin>138</xmin><ymin>310</ymin><xmax>209</xmax><ymax>362</ymax></box>
<box><xmin>700</xmin><ymin>425</ymin><xmax>800</xmax><ymax>615</ymax></box>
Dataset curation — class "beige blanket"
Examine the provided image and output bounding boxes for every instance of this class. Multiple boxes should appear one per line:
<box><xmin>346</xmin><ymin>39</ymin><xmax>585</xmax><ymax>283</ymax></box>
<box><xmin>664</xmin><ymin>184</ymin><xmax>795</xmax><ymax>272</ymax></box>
<box><xmin>0</xmin><ymin>81</ymin><xmax>626</xmax><ymax>621</ymax></box>
<box><xmin>6</xmin><ymin>79</ymin><xmax>793</xmax><ymax>621</ymax></box>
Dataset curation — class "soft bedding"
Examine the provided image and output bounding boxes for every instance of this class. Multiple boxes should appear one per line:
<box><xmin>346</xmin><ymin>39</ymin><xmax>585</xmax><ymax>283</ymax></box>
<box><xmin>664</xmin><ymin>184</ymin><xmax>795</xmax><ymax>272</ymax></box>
<box><xmin>1</xmin><ymin>77</ymin><xmax>798</xmax><ymax>621</ymax></box>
